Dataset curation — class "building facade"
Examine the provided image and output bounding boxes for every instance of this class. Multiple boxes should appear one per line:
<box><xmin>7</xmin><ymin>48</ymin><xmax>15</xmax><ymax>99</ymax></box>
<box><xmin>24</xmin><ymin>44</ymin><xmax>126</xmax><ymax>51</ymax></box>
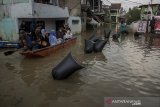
<box><xmin>65</xmin><ymin>0</ymin><xmax>82</xmax><ymax>34</ymax></box>
<box><xmin>139</xmin><ymin>4</ymin><xmax>160</xmax><ymax>20</ymax></box>
<box><xmin>0</xmin><ymin>0</ymin><xmax>69</xmax><ymax>41</ymax></box>
<box><xmin>109</xmin><ymin>3</ymin><xmax>121</xmax><ymax>23</ymax></box>
<box><xmin>81</xmin><ymin>0</ymin><xmax>105</xmax><ymax>30</ymax></box>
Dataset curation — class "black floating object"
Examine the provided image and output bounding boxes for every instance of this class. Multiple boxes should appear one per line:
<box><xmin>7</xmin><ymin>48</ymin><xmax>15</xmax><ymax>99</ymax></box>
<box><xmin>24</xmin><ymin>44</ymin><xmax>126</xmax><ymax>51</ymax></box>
<box><xmin>88</xmin><ymin>34</ymin><xmax>100</xmax><ymax>42</ymax></box>
<box><xmin>104</xmin><ymin>30</ymin><xmax>111</xmax><ymax>38</ymax></box>
<box><xmin>134</xmin><ymin>32</ymin><xmax>141</xmax><ymax>36</ymax></box>
<box><xmin>94</xmin><ymin>40</ymin><xmax>107</xmax><ymax>52</ymax></box>
<box><xmin>84</xmin><ymin>39</ymin><xmax>95</xmax><ymax>53</ymax></box>
<box><xmin>112</xmin><ymin>33</ymin><xmax>120</xmax><ymax>39</ymax></box>
<box><xmin>4</xmin><ymin>50</ymin><xmax>17</xmax><ymax>56</ymax></box>
<box><xmin>52</xmin><ymin>53</ymin><xmax>84</xmax><ymax>80</ymax></box>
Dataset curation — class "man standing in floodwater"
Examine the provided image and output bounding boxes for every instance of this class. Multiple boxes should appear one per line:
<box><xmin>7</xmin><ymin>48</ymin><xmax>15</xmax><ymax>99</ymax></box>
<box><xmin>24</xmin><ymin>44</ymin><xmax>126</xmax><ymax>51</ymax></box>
<box><xmin>150</xmin><ymin>17</ymin><xmax>155</xmax><ymax>33</ymax></box>
<box><xmin>119</xmin><ymin>21</ymin><xmax>128</xmax><ymax>35</ymax></box>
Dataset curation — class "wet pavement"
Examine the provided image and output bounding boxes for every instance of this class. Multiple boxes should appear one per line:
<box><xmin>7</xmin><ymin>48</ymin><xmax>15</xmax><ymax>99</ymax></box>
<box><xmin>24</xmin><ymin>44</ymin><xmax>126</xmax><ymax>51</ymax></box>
<box><xmin>0</xmin><ymin>25</ymin><xmax>160</xmax><ymax>107</ymax></box>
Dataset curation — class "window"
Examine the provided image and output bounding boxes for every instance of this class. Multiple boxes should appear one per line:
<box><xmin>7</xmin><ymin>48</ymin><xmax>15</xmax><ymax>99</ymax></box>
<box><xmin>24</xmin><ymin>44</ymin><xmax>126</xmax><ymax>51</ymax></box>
<box><xmin>72</xmin><ymin>20</ymin><xmax>79</xmax><ymax>25</ymax></box>
<box><xmin>110</xmin><ymin>10</ymin><xmax>117</xmax><ymax>14</ymax></box>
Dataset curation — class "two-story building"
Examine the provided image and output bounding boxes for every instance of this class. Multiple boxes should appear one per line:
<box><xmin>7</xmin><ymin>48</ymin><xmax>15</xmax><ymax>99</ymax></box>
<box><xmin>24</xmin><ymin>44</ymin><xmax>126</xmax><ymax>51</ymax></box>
<box><xmin>109</xmin><ymin>3</ymin><xmax>121</xmax><ymax>23</ymax></box>
<box><xmin>0</xmin><ymin>0</ymin><xmax>69</xmax><ymax>41</ymax></box>
<box><xmin>102</xmin><ymin>4</ymin><xmax>110</xmax><ymax>23</ymax></box>
<box><xmin>139</xmin><ymin>3</ymin><xmax>160</xmax><ymax>20</ymax></box>
<box><xmin>65</xmin><ymin>0</ymin><xmax>82</xmax><ymax>34</ymax></box>
<box><xmin>81</xmin><ymin>0</ymin><xmax>105</xmax><ymax>30</ymax></box>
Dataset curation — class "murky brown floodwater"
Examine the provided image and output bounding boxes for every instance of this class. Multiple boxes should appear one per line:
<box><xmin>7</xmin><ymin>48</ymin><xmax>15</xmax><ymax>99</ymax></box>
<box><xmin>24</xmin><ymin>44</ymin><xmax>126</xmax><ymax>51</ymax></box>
<box><xmin>0</xmin><ymin>25</ymin><xmax>160</xmax><ymax>107</ymax></box>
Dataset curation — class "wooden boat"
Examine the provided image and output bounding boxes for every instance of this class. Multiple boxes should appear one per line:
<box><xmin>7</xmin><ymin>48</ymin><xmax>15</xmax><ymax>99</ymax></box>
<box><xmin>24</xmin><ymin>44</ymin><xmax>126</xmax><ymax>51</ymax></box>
<box><xmin>20</xmin><ymin>37</ymin><xmax>77</xmax><ymax>57</ymax></box>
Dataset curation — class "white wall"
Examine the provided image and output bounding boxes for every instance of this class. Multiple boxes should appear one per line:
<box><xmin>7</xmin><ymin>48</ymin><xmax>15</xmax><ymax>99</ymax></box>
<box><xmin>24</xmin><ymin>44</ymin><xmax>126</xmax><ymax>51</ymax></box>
<box><xmin>10</xmin><ymin>3</ymin><xmax>33</xmax><ymax>18</ymax></box>
<box><xmin>33</xmin><ymin>3</ymin><xmax>69</xmax><ymax>18</ymax></box>
<box><xmin>0</xmin><ymin>1</ymin><xmax>69</xmax><ymax>41</ymax></box>
<box><xmin>0</xmin><ymin>18</ymin><xmax>18</xmax><ymax>41</ymax></box>
<box><xmin>68</xmin><ymin>17</ymin><xmax>81</xmax><ymax>34</ymax></box>
<box><xmin>9</xmin><ymin>2</ymin><xmax>69</xmax><ymax>18</ymax></box>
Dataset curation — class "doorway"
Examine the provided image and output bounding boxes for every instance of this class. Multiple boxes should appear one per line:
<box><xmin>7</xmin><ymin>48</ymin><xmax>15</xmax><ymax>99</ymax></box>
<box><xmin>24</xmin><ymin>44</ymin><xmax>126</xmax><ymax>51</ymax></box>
<box><xmin>56</xmin><ymin>20</ymin><xmax>65</xmax><ymax>32</ymax></box>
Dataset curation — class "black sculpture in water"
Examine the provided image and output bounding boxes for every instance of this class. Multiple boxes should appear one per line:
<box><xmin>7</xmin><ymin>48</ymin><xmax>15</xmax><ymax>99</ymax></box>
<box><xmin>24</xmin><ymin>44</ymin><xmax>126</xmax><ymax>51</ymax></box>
<box><xmin>104</xmin><ymin>29</ymin><xmax>111</xmax><ymax>39</ymax></box>
<box><xmin>52</xmin><ymin>53</ymin><xmax>84</xmax><ymax>80</ymax></box>
<box><xmin>94</xmin><ymin>40</ymin><xmax>107</xmax><ymax>52</ymax></box>
<box><xmin>84</xmin><ymin>39</ymin><xmax>95</xmax><ymax>53</ymax></box>
<box><xmin>84</xmin><ymin>33</ymin><xmax>108</xmax><ymax>53</ymax></box>
<box><xmin>89</xmin><ymin>35</ymin><xmax>100</xmax><ymax>42</ymax></box>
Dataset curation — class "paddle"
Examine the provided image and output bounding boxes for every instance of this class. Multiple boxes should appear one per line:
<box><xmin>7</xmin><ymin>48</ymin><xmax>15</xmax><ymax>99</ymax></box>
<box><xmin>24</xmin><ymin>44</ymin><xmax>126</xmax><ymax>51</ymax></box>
<box><xmin>4</xmin><ymin>50</ymin><xmax>18</xmax><ymax>56</ymax></box>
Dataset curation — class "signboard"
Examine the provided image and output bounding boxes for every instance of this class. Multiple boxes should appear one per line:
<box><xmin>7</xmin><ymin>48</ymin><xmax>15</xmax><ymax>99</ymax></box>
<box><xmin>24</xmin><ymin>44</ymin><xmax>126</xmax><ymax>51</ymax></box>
<box><xmin>137</xmin><ymin>21</ymin><xmax>147</xmax><ymax>33</ymax></box>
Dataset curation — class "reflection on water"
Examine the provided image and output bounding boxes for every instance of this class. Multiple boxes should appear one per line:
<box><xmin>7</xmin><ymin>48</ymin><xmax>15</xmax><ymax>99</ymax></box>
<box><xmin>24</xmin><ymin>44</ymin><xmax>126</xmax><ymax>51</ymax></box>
<box><xmin>0</xmin><ymin>25</ymin><xmax>160</xmax><ymax>107</ymax></box>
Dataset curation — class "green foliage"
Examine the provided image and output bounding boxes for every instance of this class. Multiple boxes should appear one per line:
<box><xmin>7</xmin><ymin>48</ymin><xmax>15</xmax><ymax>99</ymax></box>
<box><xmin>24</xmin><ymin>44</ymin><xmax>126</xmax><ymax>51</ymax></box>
<box><xmin>126</xmin><ymin>7</ymin><xmax>141</xmax><ymax>24</ymax></box>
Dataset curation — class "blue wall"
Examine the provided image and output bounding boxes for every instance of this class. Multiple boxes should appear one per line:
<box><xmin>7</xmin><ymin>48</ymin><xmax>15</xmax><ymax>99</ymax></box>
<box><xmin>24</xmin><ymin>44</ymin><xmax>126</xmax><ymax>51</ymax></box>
<box><xmin>0</xmin><ymin>18</ymin><xmax>18</xmax><ymax>41</ymax></box>
<box><xmin>0</xmin><ymin>0</ymin><xmax>29</xmax><ymax>4</ymax></box>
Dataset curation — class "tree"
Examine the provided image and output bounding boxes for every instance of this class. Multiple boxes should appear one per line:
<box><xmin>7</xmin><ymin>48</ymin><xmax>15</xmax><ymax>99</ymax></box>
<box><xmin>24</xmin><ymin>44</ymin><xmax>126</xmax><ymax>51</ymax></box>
<box><xmin>126</xmin><ymin>7</ymin><xmax>141</xmax><ymax>24</ymax></box>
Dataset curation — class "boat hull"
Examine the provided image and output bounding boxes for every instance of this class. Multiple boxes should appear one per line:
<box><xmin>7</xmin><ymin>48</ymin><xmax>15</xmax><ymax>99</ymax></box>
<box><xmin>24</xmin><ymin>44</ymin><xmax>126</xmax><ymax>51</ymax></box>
<box><xmin>20</xmin><ymin>37</ymin><xmax>77</xmax><ymax>57</ymax></box>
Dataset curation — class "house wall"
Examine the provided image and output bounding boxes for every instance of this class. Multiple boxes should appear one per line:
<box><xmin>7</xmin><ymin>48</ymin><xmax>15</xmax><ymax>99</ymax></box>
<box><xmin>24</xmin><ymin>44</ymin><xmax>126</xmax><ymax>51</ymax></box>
<box><xmin>0</xmin><ymin>18</ymin><xmax>18</xmax><ymax>41</ymax></box>
<box><xmin>0</xmin><ymin>0</ymin><xmax>29</xmax><ymax>4</ymax></box>
<box><xmin>65</xmin><ymin>0</ymin><xmax>82</xmax><ymax>33</ymax></box>
<box><xmin>0</xmin><ymin>1</ymin><xmax>32</xmax><ymax>41</ymax></box>
<box><xmin>110</xmin><ymin>9</ymin><xmax>119</xmax><ymax>23</ymax></box>
<box><xmin>0</xmin><ymin>0</ymin><xmax>69</xmax><ymax>41</ymax></box>
<box><xmin>66</xmin><ymin>0</ymin><xmax>81</xmax><ymax>16</ymax></box>
<box><xmin>33</xmin><ymin>3</ymin><xmax>69</xmax><ymax>18</ymax></box>
<box><xmin>68</xmin><ymin>17</ymin><xmax>81</xmax><ymax>34</ymax></box>
<box><xmin>11</xmin><ymin>3</ymin><xmax>33</xmax><ymax>18</ymax></box>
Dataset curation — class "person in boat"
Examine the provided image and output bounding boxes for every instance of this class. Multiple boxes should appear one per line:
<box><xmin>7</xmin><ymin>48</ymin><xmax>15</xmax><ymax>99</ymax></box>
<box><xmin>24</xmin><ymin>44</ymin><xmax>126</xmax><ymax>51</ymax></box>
<box><xmin>19</xmin><ymin>30</ymin><xmax>32</xmax><ymax>51</ymax></box>
<box><xmin>19</xmin><ymin>30</ymin><xmax>26</xmax><ymax>48</ymax></box>
<box><xmin>20</xmin><ymin>21</ymin><xmax>27</xmax><ymax>32</ymax></box>
<box><xmin>49</xmin><ymin>30</ymin><xmax>58</xmax><ymax>46</ymax></box>
<box><xmin>119</xmin><ymin>21</ymin><xmax>128</xmax><ymax>35</ymax></box>
<box><xmin>150</xmin><ymin>16</ymin><xmax>155</xmax><ymax>33</ymax></box>
<box><xmin>57</xmin><ymin>27</ymin><xmax>65</xmax><ymax>39</ymax></box>
<box><xmin>64</xmin><ymin>28</ymin><xmax>73</xmax><ymax>40</ymax></box>
<box><xmin>41</xmin><ymin>29</ymin><xmax>49</xmax><ymax>47</ymax></box>
<box><xmin>31</xmin><ymin>26</ymin><xmax>43</xmax><ymax>50</ymax></box>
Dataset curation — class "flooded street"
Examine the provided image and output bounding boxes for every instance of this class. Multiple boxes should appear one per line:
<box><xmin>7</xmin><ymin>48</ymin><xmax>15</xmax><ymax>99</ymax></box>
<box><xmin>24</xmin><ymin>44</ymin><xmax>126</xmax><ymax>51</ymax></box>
<box><xmin>0</xmin><ymin>26</ymin><xmax>160</xmax><ymax>107</ymax></box>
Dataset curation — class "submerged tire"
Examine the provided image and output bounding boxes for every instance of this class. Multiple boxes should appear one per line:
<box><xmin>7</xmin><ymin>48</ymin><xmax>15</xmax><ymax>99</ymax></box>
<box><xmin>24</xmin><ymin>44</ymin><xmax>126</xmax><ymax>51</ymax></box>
<box><xmin>84</xmin><ymin>39</ymin><xmax>95</xmax><ymax>53</ymax></box>
<box><xmin>94</xmin><ymin>40</ymin><xmax>107</xmax><ymax>52</ymax></box>
<box><xmin>52</xmin><ymin>53</ymin><xmax>84</xmax><ymax>80</ymax></box>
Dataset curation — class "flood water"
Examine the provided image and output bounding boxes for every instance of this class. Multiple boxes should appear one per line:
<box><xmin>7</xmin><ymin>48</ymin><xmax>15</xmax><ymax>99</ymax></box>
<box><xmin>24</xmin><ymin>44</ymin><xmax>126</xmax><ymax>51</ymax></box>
<box><xmin>0</xmin><ymin>25</ymin><xmax>160</xmax><ymax>107</ymax></box>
